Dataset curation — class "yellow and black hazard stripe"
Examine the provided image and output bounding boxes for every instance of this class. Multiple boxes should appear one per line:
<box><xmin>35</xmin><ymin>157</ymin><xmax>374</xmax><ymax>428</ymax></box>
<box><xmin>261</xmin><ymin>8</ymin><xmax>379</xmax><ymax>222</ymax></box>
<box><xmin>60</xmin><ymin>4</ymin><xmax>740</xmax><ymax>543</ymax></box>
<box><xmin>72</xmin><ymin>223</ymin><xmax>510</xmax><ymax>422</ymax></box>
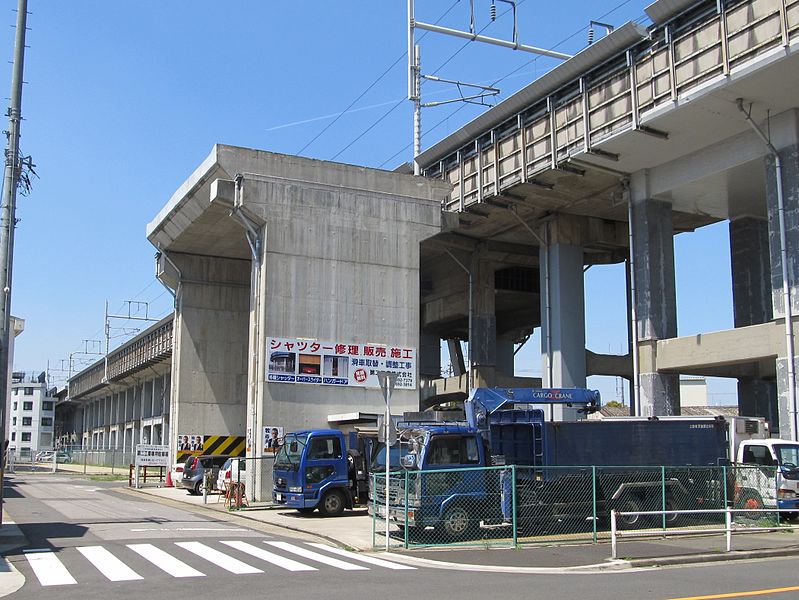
<box><xmin>176</xmin><ymin>435</ymin><xmax>245</xmax><ymax>463</ymax></box>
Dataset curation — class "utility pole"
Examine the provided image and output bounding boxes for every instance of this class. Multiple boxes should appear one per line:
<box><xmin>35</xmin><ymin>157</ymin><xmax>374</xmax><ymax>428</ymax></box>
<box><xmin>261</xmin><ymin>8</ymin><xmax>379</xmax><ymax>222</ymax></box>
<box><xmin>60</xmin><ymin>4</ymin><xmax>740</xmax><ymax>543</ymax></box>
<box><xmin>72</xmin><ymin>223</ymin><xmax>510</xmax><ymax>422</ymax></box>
<box><xmin>0</xmin><ymin>0</ymin><xmax>29</xmax><ymax>527</ymax></box>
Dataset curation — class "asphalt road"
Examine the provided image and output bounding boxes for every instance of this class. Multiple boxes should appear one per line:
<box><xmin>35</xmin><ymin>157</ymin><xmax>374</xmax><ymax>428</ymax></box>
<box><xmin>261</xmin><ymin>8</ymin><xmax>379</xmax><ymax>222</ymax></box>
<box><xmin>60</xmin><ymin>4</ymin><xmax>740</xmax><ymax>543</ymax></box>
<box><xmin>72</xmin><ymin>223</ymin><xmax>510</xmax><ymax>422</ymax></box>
<box><xmin>4</xmin><ymin>473</ymin><xmax>799</xmax><ymax>600</ymax></box>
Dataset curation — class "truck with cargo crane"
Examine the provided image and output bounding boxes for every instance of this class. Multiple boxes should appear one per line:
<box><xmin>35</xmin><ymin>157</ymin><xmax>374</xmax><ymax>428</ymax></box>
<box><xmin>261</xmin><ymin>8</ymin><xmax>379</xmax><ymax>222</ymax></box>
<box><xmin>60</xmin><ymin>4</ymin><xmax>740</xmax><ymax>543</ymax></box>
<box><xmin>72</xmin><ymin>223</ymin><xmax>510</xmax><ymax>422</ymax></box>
<box><xmin>270</xmin><ymin>387</ymin><xmax>600</xmax><ymax>516</ymax></box>
<box><xmin>368</xmin><ymin>388</ymin><xmax>799</xmax><ymax>540</ymax></box>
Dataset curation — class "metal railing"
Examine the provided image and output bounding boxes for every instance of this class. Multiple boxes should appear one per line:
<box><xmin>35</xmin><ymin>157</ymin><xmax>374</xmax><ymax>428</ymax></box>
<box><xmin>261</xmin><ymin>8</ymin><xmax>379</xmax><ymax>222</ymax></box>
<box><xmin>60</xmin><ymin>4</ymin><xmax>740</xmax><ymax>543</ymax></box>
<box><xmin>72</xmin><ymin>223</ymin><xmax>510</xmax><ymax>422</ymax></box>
<box><xmin>610</xmin><ymin>507</ymin><xmax>799</xmax><ymax>559</ymax></box>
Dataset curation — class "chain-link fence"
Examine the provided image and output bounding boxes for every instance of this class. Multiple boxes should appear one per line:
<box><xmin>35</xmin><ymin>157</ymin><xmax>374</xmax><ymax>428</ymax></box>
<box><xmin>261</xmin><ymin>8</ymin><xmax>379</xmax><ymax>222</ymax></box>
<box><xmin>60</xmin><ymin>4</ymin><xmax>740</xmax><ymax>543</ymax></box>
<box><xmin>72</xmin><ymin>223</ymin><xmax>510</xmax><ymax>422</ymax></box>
<box><xmin>372</xmin><ymin>464</ymin><xmax>790</xmax><ymax>549</ymax></box>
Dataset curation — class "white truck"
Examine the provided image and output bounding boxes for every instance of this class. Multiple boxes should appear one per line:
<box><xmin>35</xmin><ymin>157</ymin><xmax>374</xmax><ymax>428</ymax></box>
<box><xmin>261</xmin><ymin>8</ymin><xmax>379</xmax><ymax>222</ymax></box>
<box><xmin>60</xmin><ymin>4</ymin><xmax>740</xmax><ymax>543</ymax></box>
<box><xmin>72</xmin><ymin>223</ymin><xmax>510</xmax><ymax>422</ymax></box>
<box><xmin>655</xmin><ymin>415</ymin><xmax>799</xmax><ymax>517</ymax></box>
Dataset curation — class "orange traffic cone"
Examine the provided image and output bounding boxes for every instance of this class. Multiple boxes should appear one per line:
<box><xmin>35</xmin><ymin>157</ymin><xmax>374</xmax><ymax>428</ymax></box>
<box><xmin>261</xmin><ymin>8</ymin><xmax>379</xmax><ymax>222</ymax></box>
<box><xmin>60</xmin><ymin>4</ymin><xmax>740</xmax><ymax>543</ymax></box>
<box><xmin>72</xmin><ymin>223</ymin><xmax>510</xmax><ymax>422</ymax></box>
<box><xmin>165</xmin><ymin>468</ymin><xmax>174</xmax><ymax>487</ymax></box>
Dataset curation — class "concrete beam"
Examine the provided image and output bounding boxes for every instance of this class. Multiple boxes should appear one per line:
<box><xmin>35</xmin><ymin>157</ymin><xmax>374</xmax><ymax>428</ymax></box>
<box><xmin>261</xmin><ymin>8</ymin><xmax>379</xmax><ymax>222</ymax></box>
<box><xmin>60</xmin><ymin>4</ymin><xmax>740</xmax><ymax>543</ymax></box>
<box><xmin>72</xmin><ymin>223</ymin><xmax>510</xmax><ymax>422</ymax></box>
<box><xmin>654</xmin><ymin>321</ymin><xmax>792</xmax><ymax>372</ymax></box>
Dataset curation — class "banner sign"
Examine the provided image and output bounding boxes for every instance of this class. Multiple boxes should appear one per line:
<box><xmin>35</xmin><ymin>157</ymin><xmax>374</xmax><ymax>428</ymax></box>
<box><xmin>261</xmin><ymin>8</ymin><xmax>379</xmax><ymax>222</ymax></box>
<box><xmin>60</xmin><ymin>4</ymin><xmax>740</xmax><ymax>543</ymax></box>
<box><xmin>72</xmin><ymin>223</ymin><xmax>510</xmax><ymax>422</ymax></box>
<box><xmin>263</xmin><ymin>426</ymin><xmax>284</xmax><ymax>454</ymax></box>
<box><xmin>135</xmin><ymin>444</ymin><xmax>170</xmax><ymax>467</ymax></box>
<box><xmin>267</xmin><ymin>337</ymin><xmax>416</xmax><ymax>389</ymax></box>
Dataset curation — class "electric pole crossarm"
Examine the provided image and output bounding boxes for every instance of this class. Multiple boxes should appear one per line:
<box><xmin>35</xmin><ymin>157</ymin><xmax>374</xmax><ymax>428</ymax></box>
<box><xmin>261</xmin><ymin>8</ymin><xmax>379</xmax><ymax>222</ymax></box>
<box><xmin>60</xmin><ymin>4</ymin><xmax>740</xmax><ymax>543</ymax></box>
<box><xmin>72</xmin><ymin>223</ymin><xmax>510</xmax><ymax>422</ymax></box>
<box><xmin>414</xmin><ymin>20</ymin><xmax>572</xmax><ymax>60</ymax></box>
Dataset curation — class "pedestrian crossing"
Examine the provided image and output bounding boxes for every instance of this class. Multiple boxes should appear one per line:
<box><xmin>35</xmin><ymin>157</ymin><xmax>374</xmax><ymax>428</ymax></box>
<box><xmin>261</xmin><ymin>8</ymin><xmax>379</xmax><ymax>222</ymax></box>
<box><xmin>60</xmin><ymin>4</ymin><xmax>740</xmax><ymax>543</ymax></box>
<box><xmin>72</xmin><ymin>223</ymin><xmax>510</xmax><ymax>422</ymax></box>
<box><xmin>21</xmin><ymin>539</ymin><xmax>415</xmax><ymax>587</ymax></box>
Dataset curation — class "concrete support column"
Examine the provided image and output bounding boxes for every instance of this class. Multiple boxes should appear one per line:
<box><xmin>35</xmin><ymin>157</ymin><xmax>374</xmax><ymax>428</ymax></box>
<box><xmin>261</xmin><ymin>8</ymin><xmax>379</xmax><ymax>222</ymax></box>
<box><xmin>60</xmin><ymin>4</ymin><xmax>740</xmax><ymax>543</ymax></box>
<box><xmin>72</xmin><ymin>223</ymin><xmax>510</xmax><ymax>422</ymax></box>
<box><xmin>766</xmin><ymin>144</ymin><xmax>799</xmax><ymax>439</ymax></box>
<box><xmin>540</xmin><ymin>242</ymin><xmax>586</xmax><ymax>387</ymax></box>
<box><xmin>496</xmin><ymin>335</ymin><xmax>515</xmax><ymax>377</ymax></box>
<box><xmin>419</xmin><ymin>330</ymin><xmax>441</xmax><ymax>379</ymax></box>
<box><xmin>631</xmin><ymin>192</ymin><xmax>679</xmax><ymax>415</ymax></box>
<box><xmin>730</xmin><ymin>216</ymin><xmax>778</xmax><ymax>424</ymax></box>
<box><xmin>470</xmin><ymin>244</ymin><xmax>497</xmax><ymax>388</ymax></box>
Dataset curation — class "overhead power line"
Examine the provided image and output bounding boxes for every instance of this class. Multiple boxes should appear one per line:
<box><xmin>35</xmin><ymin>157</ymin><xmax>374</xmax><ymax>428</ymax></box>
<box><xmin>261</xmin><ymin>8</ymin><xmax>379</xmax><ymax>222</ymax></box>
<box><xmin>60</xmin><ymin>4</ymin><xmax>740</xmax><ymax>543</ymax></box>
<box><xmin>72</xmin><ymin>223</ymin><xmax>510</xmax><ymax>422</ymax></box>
<box><xmin>295</xmin><ymin>0</ymin><xmax>462</xmax><ymax>157</ymax></box>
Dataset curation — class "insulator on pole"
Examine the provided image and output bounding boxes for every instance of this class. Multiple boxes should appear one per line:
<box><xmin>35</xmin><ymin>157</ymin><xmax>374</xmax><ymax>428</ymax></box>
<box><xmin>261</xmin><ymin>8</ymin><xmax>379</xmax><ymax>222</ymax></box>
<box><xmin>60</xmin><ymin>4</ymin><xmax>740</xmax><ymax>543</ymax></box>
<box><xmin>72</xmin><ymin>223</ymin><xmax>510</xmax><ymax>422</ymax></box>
<box><xmin>588</xmin><ymin>27</ymin><xmax>595</xmax><ymax>45</ymax></box>
<box><xmin>490</xmin><ymin>2</ymin><xmax>497</xmax><ymax>21</ymax></box>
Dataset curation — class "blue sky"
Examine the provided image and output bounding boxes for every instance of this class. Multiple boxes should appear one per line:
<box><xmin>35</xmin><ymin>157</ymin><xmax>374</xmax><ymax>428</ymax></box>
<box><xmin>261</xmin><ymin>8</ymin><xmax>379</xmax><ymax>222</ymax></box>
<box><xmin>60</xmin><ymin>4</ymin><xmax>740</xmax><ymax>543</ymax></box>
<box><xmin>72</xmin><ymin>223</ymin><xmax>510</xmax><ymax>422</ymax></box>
<box><xmin>2</xmin><ymin>1</ymin><xmax>738</xmax><ymax>404</ymax></box>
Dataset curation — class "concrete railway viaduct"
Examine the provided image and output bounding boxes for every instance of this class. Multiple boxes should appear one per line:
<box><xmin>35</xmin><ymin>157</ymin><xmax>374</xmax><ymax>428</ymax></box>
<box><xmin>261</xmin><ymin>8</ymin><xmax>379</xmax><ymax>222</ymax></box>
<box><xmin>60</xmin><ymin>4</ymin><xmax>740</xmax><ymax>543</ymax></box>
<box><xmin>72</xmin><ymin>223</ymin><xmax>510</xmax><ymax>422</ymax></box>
<box><xmin>63</xmin><ymin>0</ymin><xmax>799</xmax><ymax>498</ymax></box>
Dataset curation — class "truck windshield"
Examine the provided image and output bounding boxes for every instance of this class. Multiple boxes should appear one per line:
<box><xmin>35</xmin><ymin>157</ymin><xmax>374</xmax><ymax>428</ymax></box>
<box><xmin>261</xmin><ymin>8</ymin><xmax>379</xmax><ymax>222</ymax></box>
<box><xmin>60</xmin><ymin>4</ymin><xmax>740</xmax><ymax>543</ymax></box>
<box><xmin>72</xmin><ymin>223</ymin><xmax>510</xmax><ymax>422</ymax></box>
<box><xmin>371</xmin><ymin>443</ymin><xmax>411</xmax><ymax>472</ymax></box>
<box><xmin>274</xmin><ymin>433</ymin><xmax>307</xmax><ymax>471</ymax></box>
<box><xmin>776</xmin><ymin>444</ymin><xmax>799</xmax><ymax>469</ymax></box>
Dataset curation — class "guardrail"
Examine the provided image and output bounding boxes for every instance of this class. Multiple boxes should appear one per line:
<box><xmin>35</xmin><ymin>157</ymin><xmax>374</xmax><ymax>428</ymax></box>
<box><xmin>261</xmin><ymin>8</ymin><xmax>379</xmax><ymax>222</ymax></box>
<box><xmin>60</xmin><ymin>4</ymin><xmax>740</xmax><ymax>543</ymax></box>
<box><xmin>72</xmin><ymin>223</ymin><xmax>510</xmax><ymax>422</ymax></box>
<box><xmin>610</xmin><ymin>508</ymin><xmax>799</xmax><ymax>559</ymax></box>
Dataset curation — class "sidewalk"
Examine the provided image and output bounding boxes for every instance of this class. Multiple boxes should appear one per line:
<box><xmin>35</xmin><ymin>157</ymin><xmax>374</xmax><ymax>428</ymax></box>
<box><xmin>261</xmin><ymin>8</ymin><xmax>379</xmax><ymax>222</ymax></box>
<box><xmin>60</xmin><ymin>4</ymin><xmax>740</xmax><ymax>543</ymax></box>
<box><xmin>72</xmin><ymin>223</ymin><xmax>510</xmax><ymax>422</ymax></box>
<box><xmin>130</xmin><ymin>484</ymin><xmax>799</xmax><ymax>571</ymax></box>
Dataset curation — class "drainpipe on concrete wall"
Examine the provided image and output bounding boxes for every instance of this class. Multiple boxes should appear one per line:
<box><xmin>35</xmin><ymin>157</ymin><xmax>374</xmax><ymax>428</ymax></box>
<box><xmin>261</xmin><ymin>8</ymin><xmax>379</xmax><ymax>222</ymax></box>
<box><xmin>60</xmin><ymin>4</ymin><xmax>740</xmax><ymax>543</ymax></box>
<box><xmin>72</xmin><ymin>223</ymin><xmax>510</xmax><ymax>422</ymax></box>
<box><xmin>445</xmin><ymin>250</ymin><xmax>472</xmax><ymax>393</ymax></box>
<box><xmin>737</xmin><ymin>99</ymin><xmax>798</xmax><ymax>441</ymax></box>
<box><xmin>625</xmin><ymin>180</ymin><xmax>641</xmax><ymax>416</ymax></box>
<box><xmin>229</xmin><ymin>174</ymin><xmax>264</xmax><ymax>500</ymax></box>
<box><xmin>156</xmin><ymin>248</ymin><xmax>181</xmax><ymax>463</ymax></box>
<box><xmin>507</xmin><ymin>206</ymin><xmax>553</xmax><ymax>387</ymax></box>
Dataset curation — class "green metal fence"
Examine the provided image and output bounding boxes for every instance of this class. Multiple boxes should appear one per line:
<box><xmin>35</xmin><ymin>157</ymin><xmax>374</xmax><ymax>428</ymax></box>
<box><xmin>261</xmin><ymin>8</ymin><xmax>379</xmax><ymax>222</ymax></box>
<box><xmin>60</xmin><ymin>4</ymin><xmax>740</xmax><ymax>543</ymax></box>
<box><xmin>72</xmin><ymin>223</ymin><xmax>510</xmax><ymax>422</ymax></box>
<box><xmin>371</xmin><ymin>464</ymin><xmax>790</xmax><ymax>549</ymax></box>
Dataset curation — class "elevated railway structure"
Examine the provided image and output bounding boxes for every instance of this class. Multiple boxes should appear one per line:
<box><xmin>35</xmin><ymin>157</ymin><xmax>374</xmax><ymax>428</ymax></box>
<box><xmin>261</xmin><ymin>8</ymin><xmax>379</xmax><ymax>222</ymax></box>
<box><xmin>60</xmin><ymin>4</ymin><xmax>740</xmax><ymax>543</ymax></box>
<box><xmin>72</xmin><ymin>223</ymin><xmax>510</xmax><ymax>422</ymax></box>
<box><xmin>417</xmin><ymin>0</ymin><xmax>799</xmax><ymax>436</ymax></box>
<box><xmin>63</xmin><ymin>316</ymin><xmax>172</xmax><ymax>451</ymax></box>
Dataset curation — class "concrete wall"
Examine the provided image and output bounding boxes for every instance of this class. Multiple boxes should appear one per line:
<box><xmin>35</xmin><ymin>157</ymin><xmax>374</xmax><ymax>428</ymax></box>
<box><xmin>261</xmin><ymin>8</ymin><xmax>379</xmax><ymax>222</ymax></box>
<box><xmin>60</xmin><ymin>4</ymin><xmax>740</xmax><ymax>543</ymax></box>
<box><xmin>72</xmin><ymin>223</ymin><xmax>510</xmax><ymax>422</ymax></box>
<box><xmin>236</xmin><ymin>163</ymin><xmax>445</xmax><ymax>432</ymax></box>
<box><xmin>165</xmin><ymin>252</ymin><xmax>250</xmax><ymax>448</ymax></box>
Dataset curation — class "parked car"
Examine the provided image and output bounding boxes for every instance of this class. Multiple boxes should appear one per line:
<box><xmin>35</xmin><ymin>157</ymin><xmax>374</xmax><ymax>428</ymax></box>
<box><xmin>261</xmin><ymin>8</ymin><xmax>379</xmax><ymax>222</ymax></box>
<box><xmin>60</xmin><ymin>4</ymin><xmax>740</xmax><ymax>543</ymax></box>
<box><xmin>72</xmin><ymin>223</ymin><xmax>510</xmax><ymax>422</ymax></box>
<box><xmin>178</xmin><ymin>455</ymin><xmax>231</xmax><ymax>495</ymax></box>
<box><xmin>170</xmin><ymin>461</ymin><xmax>186</xmax><ymax>485</ymax></box>
<box><xmin>35</xmin><ymin>450</ymin><xmax>72</xmax><ymax>463</ymax></box>
<box><xmin>215</xmin><ymin>457</ymin><xmax>246</xmax><ymax>492</ymax></box>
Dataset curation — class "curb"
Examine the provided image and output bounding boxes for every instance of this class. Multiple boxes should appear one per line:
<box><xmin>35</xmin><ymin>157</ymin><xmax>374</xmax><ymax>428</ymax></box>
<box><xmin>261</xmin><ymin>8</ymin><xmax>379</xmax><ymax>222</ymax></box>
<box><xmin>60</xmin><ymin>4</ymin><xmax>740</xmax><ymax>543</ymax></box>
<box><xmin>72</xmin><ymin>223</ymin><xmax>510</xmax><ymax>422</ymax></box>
<box><xmin>119</xmin><ymin>486</ymin><xmax>799</xmax><ymax>573</ymax></box>
<box><xmin>629</xmin><ymin>545</ymin><xmax>799</xmax><ymax>568</ymax></box>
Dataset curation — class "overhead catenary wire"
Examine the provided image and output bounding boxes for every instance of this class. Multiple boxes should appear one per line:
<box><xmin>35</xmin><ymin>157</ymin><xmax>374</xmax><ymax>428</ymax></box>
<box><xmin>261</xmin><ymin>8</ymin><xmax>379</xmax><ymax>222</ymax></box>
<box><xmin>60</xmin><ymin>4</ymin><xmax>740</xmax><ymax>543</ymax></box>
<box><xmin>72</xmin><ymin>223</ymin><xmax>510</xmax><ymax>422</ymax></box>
<box><xmin>330</xmin><ymin>0</ymin><xmax>523</xmax><ymax>162</ymax></box>
<box><xmin>378</xmin><ymin>0</ymin><xmax>643</xmax><ymax>168</ymax></box>
<box><xmin>296</xmin><ymin>0</ymin><xmax>462</xmax><ymax>156</ymax></box>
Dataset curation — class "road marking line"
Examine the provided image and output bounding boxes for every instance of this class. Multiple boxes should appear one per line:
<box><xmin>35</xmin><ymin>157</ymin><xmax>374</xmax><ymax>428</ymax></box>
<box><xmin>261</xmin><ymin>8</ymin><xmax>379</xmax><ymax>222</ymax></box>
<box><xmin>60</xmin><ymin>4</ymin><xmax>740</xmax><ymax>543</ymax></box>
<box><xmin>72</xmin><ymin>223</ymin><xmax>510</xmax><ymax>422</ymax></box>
<box><xmin>130</xmin><ymin>527</ymin><xmax>250</xmax><ymax>532</ymax></box>
<box><xmin>77</xmin><ymin>546</ymin><xmax>143</xmax><ymax>581</ymax></box>
<box><xmin>669</xmin><ymin>586</ymin><xmax>799</xmax><ymax>600</ymax></box>
<box><xmin>24</xmin><ymin>551</ymin><xmax>77</xmax><ymax>586</ymax></box>
<box><xmin>175</xmin><ymin>542</ymin><xmax>263</xmax><ymax>574</ymax></box>
<box><xmin>127</xmin><ymin>543</ymin><xmax>205</xmax><ymax>578</ymax></box>
<box><xmin>220</xmin><ymin>540</ymin><xmax>316</xmax><ymax>572</ymax></box>
<box><xmin>265</xmin><ymin>541</ymin><xmax>368</xmax><ymax>571</ymax></box>
<box><xmin>305</xmin><ymin>543</ymin><xmax>416</xmax><ymax>570</ymax></box>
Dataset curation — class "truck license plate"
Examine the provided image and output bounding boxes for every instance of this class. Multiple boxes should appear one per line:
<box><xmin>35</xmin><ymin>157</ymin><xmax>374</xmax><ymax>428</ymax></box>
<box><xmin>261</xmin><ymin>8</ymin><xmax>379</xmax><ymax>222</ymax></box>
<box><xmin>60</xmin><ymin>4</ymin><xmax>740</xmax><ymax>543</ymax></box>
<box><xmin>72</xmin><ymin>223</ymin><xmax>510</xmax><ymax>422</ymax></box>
<box><xmin>275</xmin><ymin>493</ymin><xmax>283</xmax><ymax>501</ymax></box>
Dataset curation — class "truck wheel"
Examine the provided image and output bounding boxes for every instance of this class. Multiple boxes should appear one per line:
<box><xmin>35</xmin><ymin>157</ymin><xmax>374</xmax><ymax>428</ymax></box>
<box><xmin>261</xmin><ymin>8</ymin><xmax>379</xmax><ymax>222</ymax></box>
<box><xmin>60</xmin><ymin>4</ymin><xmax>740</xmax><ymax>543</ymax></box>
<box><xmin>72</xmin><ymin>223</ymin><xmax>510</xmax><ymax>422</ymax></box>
<box><xmin>617</xmin><ymin>496</ymin><xmax>643</xmax><ymax>529</ymax></box>
<box><xmin>738</xmin><ymin>491</ymin><xmax>763</xmax><ymax>510</ymax></box>
<box><xmin>663</xmin><ymin>497</ymin><xmax>680</xmax><ymax>526</ymax></box>
<box><xmin>318</xmin><ymin>490</ymin><xmax>345</xmax><ymax>517</ymax></box>
<box><xmin>437</xmin><ymin>504</ymin><xmax>475</xmax><ymax>541</ymax></box>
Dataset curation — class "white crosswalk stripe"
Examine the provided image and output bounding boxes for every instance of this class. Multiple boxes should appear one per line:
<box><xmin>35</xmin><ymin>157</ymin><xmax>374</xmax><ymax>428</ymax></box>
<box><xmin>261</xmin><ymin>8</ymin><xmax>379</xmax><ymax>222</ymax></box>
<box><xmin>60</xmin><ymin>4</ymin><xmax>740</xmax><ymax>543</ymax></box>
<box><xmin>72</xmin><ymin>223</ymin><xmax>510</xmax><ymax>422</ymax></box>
<box><xmin>305</xmin><ymin>543</ymin><xmax>416</xmax><ymax>570</ymax></box>
<box><xmin>77</xmin><ymin>546</ymin><xmax>143</xmax><ymax>581</ymax></box>
<box><xmin>20</xmin><ymin>539</ymin><xmax>421</xmax><ymax>586</ymax></box>
<box><xmin>24</xmin><ymin>550</ymin><xmax>77</xmax><ymax>586</ymax></box>
<box><xmin>176</xmin><ymin>541</ymin><xmax>263</xmax><ymax>574</ymax></box>
<box><xmin>264</xmin><ymin>541</ymin><xmax>368</xmax><ymax>570</ymax></box>
<box><xmin>128</xmin><ymin>543</ymin><xmax>205</xmax><ymax>578</ymax></box>
<box><xmin>220</xmin><ymin>540</ymin><xmax>317</xmax><ymax>571</ymax></box>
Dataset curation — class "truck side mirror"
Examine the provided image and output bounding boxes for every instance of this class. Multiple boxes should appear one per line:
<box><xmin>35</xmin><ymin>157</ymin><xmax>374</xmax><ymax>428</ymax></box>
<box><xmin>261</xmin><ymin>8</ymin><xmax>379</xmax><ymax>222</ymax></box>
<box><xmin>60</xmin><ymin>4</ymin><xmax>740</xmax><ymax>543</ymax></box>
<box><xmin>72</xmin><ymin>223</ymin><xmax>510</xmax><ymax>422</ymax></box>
<box><xmin>401</xmin><ymin>454</ymin><xmax>416</xmax><ymax>469</ymax></box>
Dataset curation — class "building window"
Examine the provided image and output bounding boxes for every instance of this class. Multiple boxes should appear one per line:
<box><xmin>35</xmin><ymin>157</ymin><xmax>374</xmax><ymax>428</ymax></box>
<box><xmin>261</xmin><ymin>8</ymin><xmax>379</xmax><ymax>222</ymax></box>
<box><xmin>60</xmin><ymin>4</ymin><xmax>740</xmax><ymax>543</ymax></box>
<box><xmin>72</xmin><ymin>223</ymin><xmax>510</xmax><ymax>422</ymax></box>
<box><xmin>41</xmin><ymin>417</ymin><xmax>52</xmax><ymax>427</ymax></box>
<box><xmin>42</xmin><ymin>401</ymin><xmax>54</xmax><ymax>411</ymax></box>
<box><xmin>22</xmin><ymin>401</ymin><xmax>32</xmax><ymax>411</ymax></box>
<box><xmin>11</xmin><ymin>417</ymin><xmax>15</xmax><ymax>426</ymax></box>
<box><xmin>12</xmin><ymin>388</ymin><xmax>18</xmax><ymax>395</ymax></box>
<box><xmin>12</xmin><ymin>402</ymin><xmax>16</xmax><ymax>410</ymax></box>
<box><xmin>21</xmin><ymin>432</ymin><xmax>31</xmax><ymax>442</ymax></box>
<box><xmin>22</xmin><ymin>417</ymin><xmax>32</xmax><ymax>427</ymax></box>
<box><xmin>10</xmin><ymin>432</ymin><xmax>14</xmax><ymax>441</ymax></box>
<box><xmin>24</xmin><ymin>387</ymin><xmax>33</xmax><ymax>395</ymax></box>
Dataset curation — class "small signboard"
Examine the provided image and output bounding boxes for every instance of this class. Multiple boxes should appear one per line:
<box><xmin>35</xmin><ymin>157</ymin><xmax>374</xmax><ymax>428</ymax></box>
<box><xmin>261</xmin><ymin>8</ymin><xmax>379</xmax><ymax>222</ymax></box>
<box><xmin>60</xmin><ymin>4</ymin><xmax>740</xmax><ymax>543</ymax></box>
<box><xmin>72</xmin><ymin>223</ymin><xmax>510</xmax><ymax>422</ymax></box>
<box><xmin>135</xmin><ymin>444</ymin><xmax>170</xmax><ymax>467</ymax></box>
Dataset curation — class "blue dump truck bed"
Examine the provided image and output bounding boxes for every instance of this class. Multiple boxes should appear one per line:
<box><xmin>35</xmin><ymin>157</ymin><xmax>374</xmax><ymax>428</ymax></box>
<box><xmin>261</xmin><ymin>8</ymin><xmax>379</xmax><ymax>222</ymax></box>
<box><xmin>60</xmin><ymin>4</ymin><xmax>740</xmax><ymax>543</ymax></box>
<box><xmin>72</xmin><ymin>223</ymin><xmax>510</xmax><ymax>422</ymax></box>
<box><xmin>545</xmin><ymin>419</ymin><xmax>729</xmax><ymax>467</ymax></box>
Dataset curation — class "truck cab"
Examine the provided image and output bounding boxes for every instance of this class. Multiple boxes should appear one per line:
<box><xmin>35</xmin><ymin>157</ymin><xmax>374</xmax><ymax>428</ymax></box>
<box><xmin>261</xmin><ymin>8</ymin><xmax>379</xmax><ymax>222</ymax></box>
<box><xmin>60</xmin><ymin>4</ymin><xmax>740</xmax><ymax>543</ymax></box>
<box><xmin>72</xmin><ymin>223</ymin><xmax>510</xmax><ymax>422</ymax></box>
<box><xmin>272</xmin><ymin>429</ymin><xmax>368</xmax><ymax>516</ymax></box>
<box><xmin>737</xmin><ymin>438</ymin><xmax>799</xmax><ymax>517</ymax></box>
<box><xmin>370</xmin><ymin>425</ymin><xmax>491</xmax><ymax>539</ymax></box>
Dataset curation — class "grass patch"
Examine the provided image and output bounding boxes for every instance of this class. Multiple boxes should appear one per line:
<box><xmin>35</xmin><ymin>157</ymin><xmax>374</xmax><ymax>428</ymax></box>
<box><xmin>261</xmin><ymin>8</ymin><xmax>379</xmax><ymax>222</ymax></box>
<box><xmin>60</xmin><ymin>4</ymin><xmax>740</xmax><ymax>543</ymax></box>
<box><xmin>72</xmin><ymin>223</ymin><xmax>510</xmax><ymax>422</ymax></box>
<box><xmin>88</xmin><ymin>474</ymin><xmax>128</xmax><ymax>482</ymax></box>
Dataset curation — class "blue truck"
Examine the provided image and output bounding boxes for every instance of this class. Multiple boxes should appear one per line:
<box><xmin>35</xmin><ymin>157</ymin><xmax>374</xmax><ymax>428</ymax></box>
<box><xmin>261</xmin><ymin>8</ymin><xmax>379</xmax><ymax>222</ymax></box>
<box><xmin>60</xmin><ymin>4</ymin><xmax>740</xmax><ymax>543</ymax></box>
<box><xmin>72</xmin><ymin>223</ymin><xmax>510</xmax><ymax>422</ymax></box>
<box><xmin>369</xmin><ymin>388</ymin><xmax>778</xmax><ymax>540</ymax></box>
<box><xmin>271</xmin><ymin>387</ymin><xmax>600</xmax><ymax>517</ymax></box>
<box><xmin>272</xmin><ymin>429</ymin><xmax>373</xmax><ymax>516</ymax></box>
